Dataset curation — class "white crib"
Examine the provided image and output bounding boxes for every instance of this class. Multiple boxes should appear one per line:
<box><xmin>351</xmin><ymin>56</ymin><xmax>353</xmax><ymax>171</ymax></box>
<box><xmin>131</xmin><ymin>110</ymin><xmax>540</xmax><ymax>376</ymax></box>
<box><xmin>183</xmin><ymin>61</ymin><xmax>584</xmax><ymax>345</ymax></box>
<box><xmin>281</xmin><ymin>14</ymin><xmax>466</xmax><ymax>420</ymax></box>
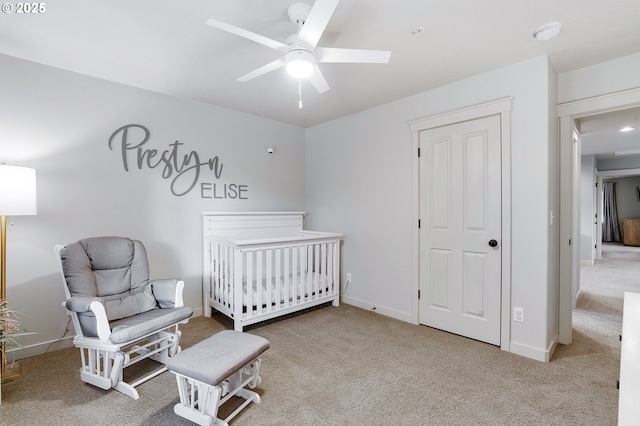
<box><xmin>203</xmin><ymin>212</ymin><xmax>342</xmax><ymax>331</ymax></box>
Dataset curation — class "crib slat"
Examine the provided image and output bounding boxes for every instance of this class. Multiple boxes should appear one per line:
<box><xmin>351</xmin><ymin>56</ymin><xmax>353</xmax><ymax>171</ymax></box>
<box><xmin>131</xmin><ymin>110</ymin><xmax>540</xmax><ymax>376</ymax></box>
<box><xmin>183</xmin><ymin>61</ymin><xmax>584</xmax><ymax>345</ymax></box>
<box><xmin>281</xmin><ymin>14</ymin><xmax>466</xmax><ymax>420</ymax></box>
<box><xmin>303</xmin><ymin>245</ymin><xmax>309</xmax><ymax>303</ymax></box>
<box><xmin>314</xmin><ymin>243</ymin><xmax>320</xmax><ymax>299</ymax></box>
<box><xmin>221</xmin><ymin>244</ymin><xmax>226</xmax><ymax>306</ymax></box>
<box><xmin>331</xmin><ymin>241</ymin><xmax>340</xmax><ymax>298</ymax></box>
<box><xmin>285</xmin><ymin>247</ymin><xmax>291</xmax><ymax>308</ymax></box>
<box><xmin>275</xmin><ymin>248</ymin><xmax>282</xmax><ymax>310</ymax></box>
<box><xmin>266</xmin><ymin>250</ymin><xmax>273</xmax><ymax>313</ymax></box>
<box><xmin>256</xmin><ymin>250</ymin><xmax>263</xmax><ymax>316</ymax></box>
<box><xmin>224</xmin><ymin>245</ymin><xmax>232</xmax><ymax>307</ymax></box>
<box><xmin>308</xmin><ymin>243</ymin><xmax>313</xmax><ymax>301</ymax></box>
<box><xmin>292</xmin><ymin>247</ymin><xmax>299</xmax><ymax>306</ymax></box>
<box><xmin>246</xmin><ymin>252</ymin><xmax>253</xmax><ymax>318</ymax></box>
<box><xmin>327</xmin><ymin>243</ymin><xmax>332</xmax><ymax>294</ymax></box>
<box><xmin>216</xmin><ymin>243</ymin><xmax>222</xmax><ymax>306</ymax></box>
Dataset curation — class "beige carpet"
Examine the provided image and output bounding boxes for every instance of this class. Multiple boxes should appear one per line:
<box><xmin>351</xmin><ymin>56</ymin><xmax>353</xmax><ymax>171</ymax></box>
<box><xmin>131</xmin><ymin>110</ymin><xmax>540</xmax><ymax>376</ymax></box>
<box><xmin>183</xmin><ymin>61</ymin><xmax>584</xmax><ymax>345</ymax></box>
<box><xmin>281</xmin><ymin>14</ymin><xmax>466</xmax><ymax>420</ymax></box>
<box><xmin>1</xmin><ymin>247</ymin><xmax>636</xmax><ymax>425</ymax></box>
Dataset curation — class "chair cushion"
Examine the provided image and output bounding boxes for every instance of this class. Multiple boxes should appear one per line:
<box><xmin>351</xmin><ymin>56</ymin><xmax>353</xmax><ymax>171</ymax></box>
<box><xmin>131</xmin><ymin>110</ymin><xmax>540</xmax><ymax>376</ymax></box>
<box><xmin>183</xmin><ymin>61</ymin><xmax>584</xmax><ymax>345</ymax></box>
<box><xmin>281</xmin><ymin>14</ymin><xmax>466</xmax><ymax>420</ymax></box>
<box><xmin>60</xmin><ymin>241</ymin><xmax>99</xmax><ymax>297</ymax></box>
<box><xmin>80</xmin><ymin>237</ymin><xmax>150</xmax><ymax>296</ymax></box>
<box><xmin>109</xmin><ymin>306</ymin><xmax>193</xmax><ymax>344</ymax></box>
<box><xmin>61</xmin><ymin>237</ymin><xmax>158</xmax><ymax>322</ymax></box>
<box><xmin>102</xmin><ymin>288</ymin><xmax>158</xmax><ymax>322</ymax></box>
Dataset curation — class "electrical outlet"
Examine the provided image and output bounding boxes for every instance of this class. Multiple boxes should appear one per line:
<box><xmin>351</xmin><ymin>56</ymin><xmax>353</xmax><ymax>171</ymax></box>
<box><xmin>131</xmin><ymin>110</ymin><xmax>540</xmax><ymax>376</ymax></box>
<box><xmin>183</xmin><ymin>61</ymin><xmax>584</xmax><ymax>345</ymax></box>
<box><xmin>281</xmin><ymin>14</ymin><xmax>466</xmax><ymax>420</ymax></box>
<box><xmin>514</xmin><ymin>307</ymin><xmax>524</xmax><ymax>323</ymax></box>
<box><xmin>346</xmin><ymin>273</ymin><xmax>352</xmax><ymax>283</ymax></box>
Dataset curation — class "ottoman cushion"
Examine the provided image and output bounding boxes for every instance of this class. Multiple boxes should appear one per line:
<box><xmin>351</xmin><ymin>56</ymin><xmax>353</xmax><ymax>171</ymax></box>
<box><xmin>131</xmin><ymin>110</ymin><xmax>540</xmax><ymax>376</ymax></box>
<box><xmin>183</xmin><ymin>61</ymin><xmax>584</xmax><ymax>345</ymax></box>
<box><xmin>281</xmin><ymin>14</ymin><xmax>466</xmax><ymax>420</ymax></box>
<box><xmin>167</xmin><ymin>330</ymin><xmax>270</xmax><ymax>386</ymax></box>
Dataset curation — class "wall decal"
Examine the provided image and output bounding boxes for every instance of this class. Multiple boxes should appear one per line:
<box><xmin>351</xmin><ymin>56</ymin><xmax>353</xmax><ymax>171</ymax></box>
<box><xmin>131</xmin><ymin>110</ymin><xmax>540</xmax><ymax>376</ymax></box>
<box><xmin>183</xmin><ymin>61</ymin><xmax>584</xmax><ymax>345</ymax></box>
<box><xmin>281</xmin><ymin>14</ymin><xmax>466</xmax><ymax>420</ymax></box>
<box><xmin>108</xmin><ymin>124</ymin><xmax>248</xmax><ymax>199</ymax></box>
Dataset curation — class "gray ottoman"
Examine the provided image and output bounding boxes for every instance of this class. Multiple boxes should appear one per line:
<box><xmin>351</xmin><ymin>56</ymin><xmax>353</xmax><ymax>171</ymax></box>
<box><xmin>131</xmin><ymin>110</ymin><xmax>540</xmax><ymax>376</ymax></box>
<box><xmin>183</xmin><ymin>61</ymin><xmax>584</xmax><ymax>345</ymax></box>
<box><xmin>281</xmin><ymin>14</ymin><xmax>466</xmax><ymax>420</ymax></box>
<box><xmin>167</xmin><ymin>330</ymin><xmax>270</xmax><ymax>426</ymax></box>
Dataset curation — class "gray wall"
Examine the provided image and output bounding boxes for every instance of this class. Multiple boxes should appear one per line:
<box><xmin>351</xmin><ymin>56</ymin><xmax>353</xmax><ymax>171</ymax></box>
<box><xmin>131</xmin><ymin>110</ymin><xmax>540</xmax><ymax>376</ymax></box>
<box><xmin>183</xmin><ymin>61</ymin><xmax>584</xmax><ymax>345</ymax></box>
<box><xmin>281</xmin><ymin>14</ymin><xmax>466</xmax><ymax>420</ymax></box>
<box><xmin>0</xmin><ymin>53</ymin><xmax>306</xmax><ymax>357</ymax></box>
<box><xmin>306</xmin><ymin>55</ymin><xmax>559</xmax><ymax>361</ymax></box>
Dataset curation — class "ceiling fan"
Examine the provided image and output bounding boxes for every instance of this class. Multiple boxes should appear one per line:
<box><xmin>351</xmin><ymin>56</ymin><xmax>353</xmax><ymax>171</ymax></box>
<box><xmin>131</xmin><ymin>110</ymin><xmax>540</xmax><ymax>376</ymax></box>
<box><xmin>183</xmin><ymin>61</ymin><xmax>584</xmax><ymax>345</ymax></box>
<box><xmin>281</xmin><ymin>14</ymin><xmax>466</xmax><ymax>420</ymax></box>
<box><xmin>206</xmin><ymin>0</ymin><xmax>391</xmax><ymax>94</ymax></box>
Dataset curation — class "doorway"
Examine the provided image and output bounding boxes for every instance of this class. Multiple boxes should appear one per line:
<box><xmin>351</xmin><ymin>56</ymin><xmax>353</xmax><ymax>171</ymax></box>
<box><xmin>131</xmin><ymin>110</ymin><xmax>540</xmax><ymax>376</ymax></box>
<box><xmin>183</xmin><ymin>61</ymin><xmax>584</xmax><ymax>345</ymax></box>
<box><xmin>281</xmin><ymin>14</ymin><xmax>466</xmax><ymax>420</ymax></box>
<box><xmin>558</xmin><ymin>87</ymin><xmax>640</xmax><ymax>344</ymax></box>
<box><xmin>410</xmin><ymin>97</ymin><xmax>512</xmax><ymax>351</ymax></box>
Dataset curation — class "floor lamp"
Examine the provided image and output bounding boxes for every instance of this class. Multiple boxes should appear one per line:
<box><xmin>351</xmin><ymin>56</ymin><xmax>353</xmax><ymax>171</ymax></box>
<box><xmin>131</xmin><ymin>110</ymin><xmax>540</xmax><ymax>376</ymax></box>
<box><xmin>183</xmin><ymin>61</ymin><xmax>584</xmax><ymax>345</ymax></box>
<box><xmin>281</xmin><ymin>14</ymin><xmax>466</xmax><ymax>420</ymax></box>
<box><xmin>0</xmin><ymin>164</ymin><xmax>37</xmax><ymax>383</ymax></box>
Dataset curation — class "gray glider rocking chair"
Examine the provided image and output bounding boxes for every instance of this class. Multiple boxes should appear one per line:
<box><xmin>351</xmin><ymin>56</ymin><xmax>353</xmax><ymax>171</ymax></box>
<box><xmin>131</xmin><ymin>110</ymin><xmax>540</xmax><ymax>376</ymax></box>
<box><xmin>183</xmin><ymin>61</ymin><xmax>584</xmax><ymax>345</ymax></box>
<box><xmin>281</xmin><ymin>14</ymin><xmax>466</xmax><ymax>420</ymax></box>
<box><xmin>54</xmin><ymin>236</ymin><xmax>193</xmax><ymax>399</ymax></box>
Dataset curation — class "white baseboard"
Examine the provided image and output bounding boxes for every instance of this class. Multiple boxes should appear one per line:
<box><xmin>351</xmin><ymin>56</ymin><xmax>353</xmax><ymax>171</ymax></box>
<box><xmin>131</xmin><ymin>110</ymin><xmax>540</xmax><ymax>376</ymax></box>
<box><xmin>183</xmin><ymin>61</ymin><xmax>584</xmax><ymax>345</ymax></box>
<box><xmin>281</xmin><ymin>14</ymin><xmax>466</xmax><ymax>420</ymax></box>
<box><xmin>341</xmin><ymin>295</ymin><xmax>414</xmax><ymax>324</ymax></box>
<box><xmin>341</xmin><ymin>296</ymin><xmax>558</xmax><ymax>363</ymax></box>
<box><xmin>580</xmin><ymin>259</ymin><xmax>595</xmax><ymax>266</ymax></box>
<box><xmin>510</xmin><ymin>337</ymin><xmax>558</xmax><ymax>362</ymax></box>
<box><xmin>7</xmin><ymin>335</ymin><xmax>75</xmax><ymax>360</ymax></box>
<box><xmin>9</xmin><ymin>306</ymin><xmax>204</xmax><ymax>361</ymax></box>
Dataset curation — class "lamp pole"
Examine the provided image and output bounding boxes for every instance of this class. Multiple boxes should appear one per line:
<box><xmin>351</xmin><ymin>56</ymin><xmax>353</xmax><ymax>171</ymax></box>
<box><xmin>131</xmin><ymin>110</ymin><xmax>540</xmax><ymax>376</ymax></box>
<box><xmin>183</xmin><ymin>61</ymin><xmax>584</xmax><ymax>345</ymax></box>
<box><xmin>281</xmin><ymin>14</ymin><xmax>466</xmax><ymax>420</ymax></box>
<box><xmin>1</xmin><ymin>215</ymin><xmax>9</xmax><ymax>381</ymax></box>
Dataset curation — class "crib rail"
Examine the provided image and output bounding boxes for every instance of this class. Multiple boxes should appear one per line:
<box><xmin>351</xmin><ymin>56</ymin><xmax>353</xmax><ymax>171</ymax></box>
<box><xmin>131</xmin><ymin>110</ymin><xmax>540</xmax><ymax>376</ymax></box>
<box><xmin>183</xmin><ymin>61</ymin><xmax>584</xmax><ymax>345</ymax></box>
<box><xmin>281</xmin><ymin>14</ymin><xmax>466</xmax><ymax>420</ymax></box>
<box><xmin>204</xmin><ymin>235</ymin><xmax>340</xmax><ymax>331</ymax></box>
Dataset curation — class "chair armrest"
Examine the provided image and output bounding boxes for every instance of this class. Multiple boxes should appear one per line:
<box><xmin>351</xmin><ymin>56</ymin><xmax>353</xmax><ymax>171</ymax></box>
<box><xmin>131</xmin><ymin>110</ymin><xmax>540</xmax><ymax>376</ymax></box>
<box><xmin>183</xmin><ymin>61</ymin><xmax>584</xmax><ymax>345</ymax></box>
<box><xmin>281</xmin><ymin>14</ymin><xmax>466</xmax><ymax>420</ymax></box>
<box><xmin>150</xmin><ymin>278</ymin><xmax>185</xmax><ymax>308</ymax></box>
<box><xmin>65</xmin><ymin>297</ymin><xmax>112</xmax><ymax>341</ymax></box>
<box><xmin>65</xmin><ymin>296</ymin><xmax>101</xmax><ymax>313</ymax></box>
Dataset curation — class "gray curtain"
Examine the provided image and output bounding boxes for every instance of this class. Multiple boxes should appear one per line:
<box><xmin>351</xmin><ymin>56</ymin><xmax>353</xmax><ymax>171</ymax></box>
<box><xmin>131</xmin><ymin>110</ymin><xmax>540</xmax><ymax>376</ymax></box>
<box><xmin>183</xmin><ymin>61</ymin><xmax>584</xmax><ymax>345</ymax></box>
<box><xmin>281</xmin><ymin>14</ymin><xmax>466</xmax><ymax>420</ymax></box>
<box><xmin>602</xmin><ymin>181</ymin><xmax>621</xmax><ymax>242</ymax></box>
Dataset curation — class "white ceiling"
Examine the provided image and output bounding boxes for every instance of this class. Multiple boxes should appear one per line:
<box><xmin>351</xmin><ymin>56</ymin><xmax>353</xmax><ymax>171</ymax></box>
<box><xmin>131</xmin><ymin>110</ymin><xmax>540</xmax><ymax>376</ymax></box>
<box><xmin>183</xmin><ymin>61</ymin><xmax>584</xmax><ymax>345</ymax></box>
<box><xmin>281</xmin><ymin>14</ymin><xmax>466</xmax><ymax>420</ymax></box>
<box><xmin>1</xmin><ymin>0</ymin><xmax>640</xmax><ymax>134</ymax></box>
<box><xmin>579</xmin><ymin>107</ymin><xmax>640</xmax><ymax>159</ymax></box>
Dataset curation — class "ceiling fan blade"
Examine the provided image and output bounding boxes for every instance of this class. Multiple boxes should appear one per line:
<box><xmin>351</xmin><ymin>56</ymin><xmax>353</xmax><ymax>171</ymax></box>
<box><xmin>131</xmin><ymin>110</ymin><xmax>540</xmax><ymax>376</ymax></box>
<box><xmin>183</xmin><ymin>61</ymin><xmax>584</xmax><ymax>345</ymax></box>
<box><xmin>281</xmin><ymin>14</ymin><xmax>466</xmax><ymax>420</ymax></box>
<box><xmin>206</xmin><ymin>18</ymin><xmax>288</xmax><ymax>52</ymax></box>
<box><xmin>237</xmin><ymin>58</ymin><xmax>285</xmax><ymax>82</ymax></box>
<box><xmin>316</xmin><ymin>47</ymin><xmax>391</xmax><ymax>63</ymax></box>
<box><xmin>308</xmin><ymin>65</ymin><xmax>330</xmax><ymax>93</ymax></box>
<box><xmin>297</xmin><ymin>0</ymin><xmax>340</xmax><ymax>48</ymax></box>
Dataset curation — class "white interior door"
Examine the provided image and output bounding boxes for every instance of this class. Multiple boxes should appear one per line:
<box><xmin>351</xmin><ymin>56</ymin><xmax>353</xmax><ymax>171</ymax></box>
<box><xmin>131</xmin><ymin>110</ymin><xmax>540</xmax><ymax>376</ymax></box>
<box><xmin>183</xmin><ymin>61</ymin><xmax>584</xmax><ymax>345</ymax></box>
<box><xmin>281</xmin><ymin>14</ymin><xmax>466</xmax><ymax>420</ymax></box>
<box><xmin>418</xmin><ymin>115</ymin><xmax>502</xmax><ymax>345</ymax></box>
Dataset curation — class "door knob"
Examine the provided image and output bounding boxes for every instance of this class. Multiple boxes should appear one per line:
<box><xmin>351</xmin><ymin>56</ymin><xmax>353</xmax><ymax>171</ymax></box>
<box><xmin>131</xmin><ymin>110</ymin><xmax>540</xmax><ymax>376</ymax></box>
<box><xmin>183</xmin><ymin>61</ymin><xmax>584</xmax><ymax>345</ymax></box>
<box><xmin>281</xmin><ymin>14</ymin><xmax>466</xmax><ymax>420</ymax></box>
<box><xmin>488</xmin><ymin>239</ymin><xmax>498</xmax><ymax>247</ymax></box>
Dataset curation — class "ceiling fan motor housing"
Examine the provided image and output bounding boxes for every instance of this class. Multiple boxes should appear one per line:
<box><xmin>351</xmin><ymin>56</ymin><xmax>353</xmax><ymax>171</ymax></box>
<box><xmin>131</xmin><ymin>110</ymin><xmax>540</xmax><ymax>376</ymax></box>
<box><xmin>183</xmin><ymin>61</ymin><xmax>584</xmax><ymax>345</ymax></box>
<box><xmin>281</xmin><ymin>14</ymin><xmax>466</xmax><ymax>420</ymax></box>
<box><xmin>288</xmin><ymin>3</ymin><xmax>312</xmax><ymax>25</ymax></box>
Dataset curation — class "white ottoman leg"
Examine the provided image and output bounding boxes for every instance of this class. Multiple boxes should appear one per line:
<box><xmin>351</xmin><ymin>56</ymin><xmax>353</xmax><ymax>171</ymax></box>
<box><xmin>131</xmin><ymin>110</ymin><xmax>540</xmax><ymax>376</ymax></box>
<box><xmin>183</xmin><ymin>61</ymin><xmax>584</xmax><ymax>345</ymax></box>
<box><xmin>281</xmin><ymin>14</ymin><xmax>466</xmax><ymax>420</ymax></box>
<box><xmin>173</xmin><ymin>374</ymin><xmax>224</xmax><ymax>426</ymax></box>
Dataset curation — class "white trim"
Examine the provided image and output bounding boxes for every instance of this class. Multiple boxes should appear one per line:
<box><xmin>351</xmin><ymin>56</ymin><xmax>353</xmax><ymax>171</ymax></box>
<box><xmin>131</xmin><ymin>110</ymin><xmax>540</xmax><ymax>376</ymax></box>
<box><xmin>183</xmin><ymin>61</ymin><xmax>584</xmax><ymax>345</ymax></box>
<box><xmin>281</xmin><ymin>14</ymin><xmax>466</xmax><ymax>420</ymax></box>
<box><xmin>409</xmin><ymin>98</ymin><xmax>514</xmax><ymax>131</ymax></box>
<box><xmin>510</xmin><ymin>337</ymin><xmax>558</xmax><ymax>362</ymax></box>
<box><xmin>342</xmin><ymin>295</ymin><xmax>414</xmax><ymax>324</ymax></box>
<box><xmin>7</xmin><ymin>336</ymin><xmax>75</xmax><ymax>360</ymax></box>
<box><xmin>557</xmin><ymin>87</ymin><xmax>640</xmax><ymax>118</ymax></box>
<box><xmin>558</xmin><ymin>86</ymin><xmax>640</xmax><ymax>345</ymax></box>
<box><xmin>410</xmin><ymin>97</ymin><xmax>513</xmax><ymax>352</ymax></box>
<box><xmin>411</xmin><ymin>130</ymin><xmax>420</xmax><ymax>325</ymax></box>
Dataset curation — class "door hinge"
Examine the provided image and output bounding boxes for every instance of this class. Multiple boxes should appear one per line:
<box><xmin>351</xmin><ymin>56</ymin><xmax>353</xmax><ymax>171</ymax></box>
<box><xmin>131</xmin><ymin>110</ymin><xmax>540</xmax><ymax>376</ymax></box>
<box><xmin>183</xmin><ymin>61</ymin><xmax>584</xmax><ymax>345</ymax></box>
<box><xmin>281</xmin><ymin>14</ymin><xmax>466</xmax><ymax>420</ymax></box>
<box><xmin>418</xmin><ymin>219</ymin><xmax>421</xmax><ymax>229</ymax></box>
<box><xmin>418</xmin><ymin>147</ymin><xmax>421</xmax><ymax>157</ymax></box>
<box><xmin>418</xmin><ymin>290</ymin><xmax>421</xmax><ymax>300</ymax></box>
<box><xmin>569</xmin><ymin>238</ymin><xmax>572</xmax><ymax>246</ymax></box>
<box><xmin>595</xmin><ymin>182</ymin><xmax>598</xmax><ymax>188</ymax></box>
<box><xmin>595</xmin><ymin>244</ymin><xmax>597</xmax><ymax>249</ymax></box>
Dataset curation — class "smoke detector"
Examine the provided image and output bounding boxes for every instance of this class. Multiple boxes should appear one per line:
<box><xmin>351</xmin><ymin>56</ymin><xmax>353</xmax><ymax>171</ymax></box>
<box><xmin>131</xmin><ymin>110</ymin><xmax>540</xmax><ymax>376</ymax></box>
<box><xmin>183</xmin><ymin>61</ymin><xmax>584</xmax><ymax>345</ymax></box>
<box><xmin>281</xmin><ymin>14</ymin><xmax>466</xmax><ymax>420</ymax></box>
<box><xmin>533</xmin><ymin>22</ymin><xmax>561</xmax><ymax>41</ymax></box>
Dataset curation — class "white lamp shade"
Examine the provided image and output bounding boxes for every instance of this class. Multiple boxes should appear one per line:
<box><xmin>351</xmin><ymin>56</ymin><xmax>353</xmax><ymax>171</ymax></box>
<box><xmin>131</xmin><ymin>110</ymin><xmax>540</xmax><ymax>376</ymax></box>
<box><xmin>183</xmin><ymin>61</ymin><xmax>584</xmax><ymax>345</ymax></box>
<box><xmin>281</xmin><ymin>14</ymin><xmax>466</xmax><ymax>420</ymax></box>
<box><xmin>0</xmin><ymin>164</ymin><xmax>37</xmax><ymax>216</ymax></box>
<box><xmin>285</xmin><ymin>50</ymin><xmax>315</xmax><ymax>79</ymax></box>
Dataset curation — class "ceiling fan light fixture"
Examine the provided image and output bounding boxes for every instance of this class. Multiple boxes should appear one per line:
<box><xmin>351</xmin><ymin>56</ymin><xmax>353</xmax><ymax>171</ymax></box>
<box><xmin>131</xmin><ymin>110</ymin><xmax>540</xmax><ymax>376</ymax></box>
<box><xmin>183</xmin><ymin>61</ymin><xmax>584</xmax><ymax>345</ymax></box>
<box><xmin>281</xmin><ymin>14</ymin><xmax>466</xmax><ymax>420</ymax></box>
<box><xmin>285</xmin><ymin>50</ymin><xmax>315</xmax><ymax>79</ymax></box>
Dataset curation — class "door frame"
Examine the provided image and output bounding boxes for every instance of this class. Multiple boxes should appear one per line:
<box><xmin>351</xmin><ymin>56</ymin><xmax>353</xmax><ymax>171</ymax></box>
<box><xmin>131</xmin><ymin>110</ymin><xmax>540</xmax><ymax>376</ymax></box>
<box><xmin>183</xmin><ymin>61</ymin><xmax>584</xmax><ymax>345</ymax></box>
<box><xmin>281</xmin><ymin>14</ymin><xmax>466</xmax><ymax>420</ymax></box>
<box><xmin>558</xmin><ymin>86</ymin><xmax>640</xmax><ymax>344</ymax></box>
<box><xmin>410</xmin><ymin>97</ymin><xmax>513</xmax><ymax>352</ymax></box>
